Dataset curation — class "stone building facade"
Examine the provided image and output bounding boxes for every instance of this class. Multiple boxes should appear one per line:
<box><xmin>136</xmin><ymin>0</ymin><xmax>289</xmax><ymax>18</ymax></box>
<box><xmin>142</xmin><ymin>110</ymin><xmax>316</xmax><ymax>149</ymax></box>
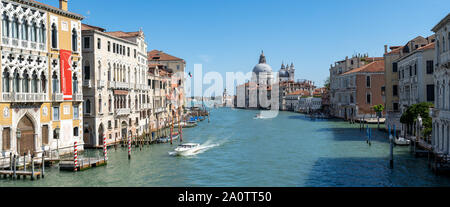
<box><xmin>0</xmin><ymin>0</ymin><xmax>83</xmax><ymax>158</ymax></box>
<box><xmin>81</xmin><ymin>23</ymin><xmax>151</xmax><ymax>147</ymax></box>
<box><xmin>431</xmin><ymin>13</ymin><xmax>450</xmax><ymax>156</ymax></box>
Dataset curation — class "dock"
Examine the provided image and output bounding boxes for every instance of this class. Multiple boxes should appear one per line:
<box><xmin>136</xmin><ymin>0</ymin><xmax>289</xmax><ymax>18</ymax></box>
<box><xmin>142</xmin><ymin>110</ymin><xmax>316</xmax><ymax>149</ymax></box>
<box><xmin>59</xmin><ymin>157</ymin><xmax>107</xmax><ymax>172</ymax></box>
<box><xmin>0</xmin><ymin>170</ymin><xmax>42</xmax><ymax>180</ymax></box>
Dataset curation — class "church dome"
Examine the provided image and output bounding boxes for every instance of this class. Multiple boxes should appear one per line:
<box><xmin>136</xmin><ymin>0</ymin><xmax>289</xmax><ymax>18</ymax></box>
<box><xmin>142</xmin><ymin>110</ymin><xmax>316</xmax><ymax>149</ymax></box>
<box><xmin>279</xmin><ymin>69</ymin><xmax>289</xmax><ymax>77</ymax></box>
<box><xmin>252</xmin><ymin>51</ymin><xmax>272</xmax><ymax>74</ymax></box>
<box><xmin>253</xmin><ymin>63</ymin><xmax>273</xmax><ymax>74</ymax></box>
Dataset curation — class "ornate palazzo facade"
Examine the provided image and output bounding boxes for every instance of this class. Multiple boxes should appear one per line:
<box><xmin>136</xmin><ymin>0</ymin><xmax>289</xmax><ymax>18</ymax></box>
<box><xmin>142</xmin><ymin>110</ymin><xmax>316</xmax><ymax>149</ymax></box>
<box><xmin>0</xmin><ymin>0</ymin><xmax>83</xmax><ymax>158</ymax></box>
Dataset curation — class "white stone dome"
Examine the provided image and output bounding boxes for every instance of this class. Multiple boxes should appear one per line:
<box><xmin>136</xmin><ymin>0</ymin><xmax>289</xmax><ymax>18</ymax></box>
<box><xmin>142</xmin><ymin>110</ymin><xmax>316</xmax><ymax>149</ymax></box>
<box><xmin>253</xmin><ymin>63</ymin><xmax>273</xmax><ymax>74</ymax></box>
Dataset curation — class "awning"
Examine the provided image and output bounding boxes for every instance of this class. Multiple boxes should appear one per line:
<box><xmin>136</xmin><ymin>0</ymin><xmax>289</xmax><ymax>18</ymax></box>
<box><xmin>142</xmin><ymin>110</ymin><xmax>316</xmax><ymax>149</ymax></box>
<box><xmin>114</xmin><ymin>90</ymin><xmax>128</xmax><ymax>95</ymax></box>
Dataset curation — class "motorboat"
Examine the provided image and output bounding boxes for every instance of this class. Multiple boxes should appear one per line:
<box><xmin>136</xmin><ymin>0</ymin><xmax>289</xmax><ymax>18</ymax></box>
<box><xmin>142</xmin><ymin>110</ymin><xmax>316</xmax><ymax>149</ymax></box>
<box><xmin>394</xmin><ymin>136</ymin><xmax>411</xmax><ymax>146</ymax></box>
<box><xmin>172</xmin><ymin>143</ymin><xmax>202</xmax><ymax>156</ymax></box>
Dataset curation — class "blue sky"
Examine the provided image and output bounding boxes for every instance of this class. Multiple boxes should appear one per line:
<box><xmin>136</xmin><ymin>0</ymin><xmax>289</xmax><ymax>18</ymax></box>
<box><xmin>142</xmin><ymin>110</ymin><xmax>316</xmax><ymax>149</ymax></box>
<box><xmin>42</xmin><ymin>0</ymin><xmax>448</xmax><ymax>89</ymax></box>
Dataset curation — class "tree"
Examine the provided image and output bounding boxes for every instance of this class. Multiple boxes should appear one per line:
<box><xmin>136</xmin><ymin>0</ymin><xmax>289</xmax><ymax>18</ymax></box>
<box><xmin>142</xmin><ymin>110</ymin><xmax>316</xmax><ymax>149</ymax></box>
<box><xmin>372</xmin><ymin>104</ymin><xmax>385</xmax><ymax>130</ymax></box>
<box><xmin>400</xmin><ymin>102</ymin><xmax>434</xmax><ymax>137</ymax></box>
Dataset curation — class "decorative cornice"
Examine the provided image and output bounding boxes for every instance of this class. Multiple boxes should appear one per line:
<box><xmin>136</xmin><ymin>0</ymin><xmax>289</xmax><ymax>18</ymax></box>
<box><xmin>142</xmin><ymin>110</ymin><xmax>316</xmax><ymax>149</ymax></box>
<box><xmin>11</xmin><ymin>0</ymin><xmax>84</xmax><ymax>20</ymax></box>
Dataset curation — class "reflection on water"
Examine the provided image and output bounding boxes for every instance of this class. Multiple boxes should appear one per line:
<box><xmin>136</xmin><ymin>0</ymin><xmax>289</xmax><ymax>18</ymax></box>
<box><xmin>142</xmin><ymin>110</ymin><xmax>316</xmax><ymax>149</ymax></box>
<box><xmin>2</xmin><ymin>108</ymin><xmax>450</xmax><ymax>187</ymax></box>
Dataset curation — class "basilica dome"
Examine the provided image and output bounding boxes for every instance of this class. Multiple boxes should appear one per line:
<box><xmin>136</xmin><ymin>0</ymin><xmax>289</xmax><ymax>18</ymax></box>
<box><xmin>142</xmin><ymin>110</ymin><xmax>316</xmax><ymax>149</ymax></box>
<box><xmin>252</xmin><ymin>51</ymin><xmax>272</xmax><ymax>74</ymax></box>
<box><xmin>253</xmin><ymin>63</ymin><xmax>273</xmax><ymax>74</ymax></box>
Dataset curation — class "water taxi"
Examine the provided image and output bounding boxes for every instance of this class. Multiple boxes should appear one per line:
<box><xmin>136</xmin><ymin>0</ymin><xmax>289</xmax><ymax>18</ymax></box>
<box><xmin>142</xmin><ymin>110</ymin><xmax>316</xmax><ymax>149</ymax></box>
<box><xmin>394</xmin><ymin>136</ymin><xmax>411</xmax><ymax>146</ymax></box>
<box><xmin>173</xmin><ymin>143</ymin><xmax>202</xmax><ymax>156</ymax></box>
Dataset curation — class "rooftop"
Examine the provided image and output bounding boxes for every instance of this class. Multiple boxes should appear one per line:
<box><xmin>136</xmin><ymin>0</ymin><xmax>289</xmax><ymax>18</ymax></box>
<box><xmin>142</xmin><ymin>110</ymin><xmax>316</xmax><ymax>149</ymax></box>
<box><xmin>341</xmin><ymin>59</ymin><xmax>385</xmax><ymax>75</ymax></box>
<box><xmin>148</xmin><ymin>50</ymin><xmax>185</xmax><ymax>62</ymax></box>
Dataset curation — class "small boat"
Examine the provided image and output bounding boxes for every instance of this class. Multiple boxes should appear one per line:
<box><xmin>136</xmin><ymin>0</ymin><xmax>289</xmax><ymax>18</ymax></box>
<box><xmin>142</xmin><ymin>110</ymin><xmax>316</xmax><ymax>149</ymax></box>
<box><xmin>175</xmin><ymin>122</ymin><xmax>197</xmax><ymax>128</ymax></box>
<box><xmin>394</xmin><ymin>137</ymin><xmax>411</xmax><ymax>146</ymax></box>
<box><xmin>172</xmin><ymin>143</ymin><xmax>202</xmax><ymax>156</ymax></box>
<box><xmin>156</xmin><ymin>133</ymin><xmax>180</xmax><ymax>143</ymax></box>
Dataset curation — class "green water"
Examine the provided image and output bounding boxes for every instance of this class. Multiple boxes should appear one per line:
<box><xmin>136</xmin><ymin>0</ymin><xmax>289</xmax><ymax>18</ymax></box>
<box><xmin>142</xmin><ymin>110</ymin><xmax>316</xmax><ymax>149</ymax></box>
<box><xmin>2</xmin><ymin>108</ymin><xmax>450</xmax><ymax>187</ymax></box>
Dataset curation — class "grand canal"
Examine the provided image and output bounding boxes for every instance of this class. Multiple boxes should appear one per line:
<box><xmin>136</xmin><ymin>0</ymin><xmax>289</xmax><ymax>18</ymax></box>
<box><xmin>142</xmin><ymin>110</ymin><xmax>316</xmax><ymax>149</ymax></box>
<box><xmin>2</xmin><ymin>108</ymin><xmax>450</xmax><ymax>187</ymax></box>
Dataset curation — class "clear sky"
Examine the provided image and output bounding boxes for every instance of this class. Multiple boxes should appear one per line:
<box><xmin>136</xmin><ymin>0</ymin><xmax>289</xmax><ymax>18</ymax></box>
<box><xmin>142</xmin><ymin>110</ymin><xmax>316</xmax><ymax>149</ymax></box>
<box><xmin>41</xmin><ymin>0</ymin><xmax>449</xmax><ymax>89</ymax></box>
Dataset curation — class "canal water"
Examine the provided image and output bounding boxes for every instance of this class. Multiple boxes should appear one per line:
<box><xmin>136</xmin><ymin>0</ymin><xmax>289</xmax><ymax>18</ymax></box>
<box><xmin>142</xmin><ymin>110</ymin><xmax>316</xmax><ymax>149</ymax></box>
<box><xmin>2</xmin><ymin>108</ymin><xmax>450</xmax><ymax>187</ymax></box>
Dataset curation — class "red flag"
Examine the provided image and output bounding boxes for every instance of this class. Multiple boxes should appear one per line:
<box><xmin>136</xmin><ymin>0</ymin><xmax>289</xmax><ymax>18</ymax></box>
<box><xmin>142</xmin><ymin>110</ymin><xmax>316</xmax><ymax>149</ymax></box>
<box><xmin>60</xmin><ymin>50</ymin><xmax>73</xmax><ymax>100</ymax></box>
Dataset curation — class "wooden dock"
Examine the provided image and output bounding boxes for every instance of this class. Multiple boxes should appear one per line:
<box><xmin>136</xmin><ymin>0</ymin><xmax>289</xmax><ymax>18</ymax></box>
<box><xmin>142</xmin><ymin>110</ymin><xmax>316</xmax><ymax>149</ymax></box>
<box><xmin>59</xmin><ymin>157</ymin><xmax>107</xmax><ymax>172</ymax></box>
<box><xmin>0</xmin><ymin>170</ymin><xmax>41</xmax><ymax>180</ymax></box>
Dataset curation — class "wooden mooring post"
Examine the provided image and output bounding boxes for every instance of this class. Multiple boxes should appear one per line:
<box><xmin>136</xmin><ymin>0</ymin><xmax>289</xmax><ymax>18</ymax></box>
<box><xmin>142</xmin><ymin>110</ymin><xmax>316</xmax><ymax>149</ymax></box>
<box><xmin>31</xmin><ymin>154</ymin><xmax>35</xmax><ymax>180</ymax></box>
<box><xmin>12</xmin><ymin>154</ymin><xmax>16</xmax><ymax>179</ymax></box>
<box><xmin>41</xmin><ymin>151</ymin><xmax>45</xmax><ymax>178</ymax></box>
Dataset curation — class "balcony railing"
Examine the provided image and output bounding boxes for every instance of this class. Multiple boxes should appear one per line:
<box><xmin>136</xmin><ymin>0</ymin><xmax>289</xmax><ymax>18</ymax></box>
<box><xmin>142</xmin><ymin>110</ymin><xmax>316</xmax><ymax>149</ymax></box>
<box><xmin>109</xmin><ymin>81</ymin><xmax>129</xmax><ymax>89</ymax></box>
<box><xmin>1</xmin><ymin>93</ymin><xmax>47</xmax><ymax>102</ymax></box>
<box><xmin>115</xmin><ymin>108</ymin><xmax>131</xmax><ymax>116</ymax></box>
<box><xmin>154</xmin><ymin>107</ymin><xmax>166</xmax><ymax>113</ymax></box>
<box><xmin>52</xmin><ymin>93</ymin><xmax>63</xmax><ymax>102</ymax></box>
<box><xmin>439</xmin><ymin>52</ymin><xmax>450</xmax><ymax>66</ymax></box>
<box><xmin>72</xmin><ymin>93</ymin><xmax>83</xmax><ymax>102</ymax></box>
<box><xmin>83</xmin><ymin>80</ymin><xmax>92</xmax><ymax>88</ymax></box>
<box><xmin>97</xmin><ymin>80</ymin><xmax>106</xmax><ymax>88</ymax></box>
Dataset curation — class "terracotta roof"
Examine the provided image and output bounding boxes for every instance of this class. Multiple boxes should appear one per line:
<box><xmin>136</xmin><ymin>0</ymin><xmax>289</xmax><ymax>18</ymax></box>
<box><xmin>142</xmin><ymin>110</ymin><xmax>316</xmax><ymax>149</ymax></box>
<box><xmin>148</xmin><ymin>50</ymin><xmax>184</xmax><ymax>62</ymax></box>
<box><xmin>342</xmin><ymin>60</ymin><xmax>385</xmax><ymax>75</ymax></box>
<box><xmin>417</xmin><ymin>42</ymin><xmax>435</xmax><ymax>51</ymax></box>
<box><xmin>287</xmin><ymin>90</ymin><xmax>310</xmax><ymax>96</ymax></box>
<box><xmin>81</xmin><ymin>23</ymin><xmax>106</xmax><ymax>32</ymax></box>
<box><xmin>105</xmin><ymin>31</ymin><xmax>141</xmax><ymax>39</ymax></box>
<box><xmin>386</xmin><ymin>46</ymin><xmax>404</xmax><ymax>55</ymax></box>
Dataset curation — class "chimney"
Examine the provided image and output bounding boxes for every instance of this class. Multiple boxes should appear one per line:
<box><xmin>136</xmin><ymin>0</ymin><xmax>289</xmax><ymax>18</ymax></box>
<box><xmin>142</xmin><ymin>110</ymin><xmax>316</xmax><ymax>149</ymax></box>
<box><xmin>384</xmin><ymin>45</ymin><xmax>388</xmax><ymax>54</ymax></box>
<box><xmin>59</xmin><ymin>0</ymin><xmax>68</xmax><ymax>11</ymax></box>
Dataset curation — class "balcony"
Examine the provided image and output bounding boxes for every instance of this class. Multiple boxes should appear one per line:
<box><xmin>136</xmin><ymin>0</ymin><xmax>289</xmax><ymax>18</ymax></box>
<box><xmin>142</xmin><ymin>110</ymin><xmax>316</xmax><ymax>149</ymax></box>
<box><xmin>2</xmin><ymin>93</ymin><xmax>47</xmax><ymax>102</ymax></box>
<box><xmin>97</xmin><ymin>80</ymin><xmax>106</xmax><ymax>88</ymax></box>
<box><xmin>1</xmin><ymin>38</ymin><xmax>46</xmax><ymax>52</ymax></box>
<box><xmin>439</xmin><ymin>51</ymin><xmax>450</xmax><ymax>66</ymax></box>
<box><xmin>83</xmin><ymin>80</ymin><xmax>92</xmax><ymax>88</ymax></box>
<box><xmin>72</xmin><ymin>93</ymin><xmax>83</xmax><ymax>102</ymax></box>
<box><xmin>115</xmin><ymin>108</ymin><xmax>131</xmax><ymax>116</ymax></box>
<box><xmin>109</xmin><ymin>81</ymin><xmax>130</xmax><ymax>89</ymax></box>
<box><xmin>52</xmin><ymin>93</ymin><xmax>63</xmax><ymax>102</ymax></box>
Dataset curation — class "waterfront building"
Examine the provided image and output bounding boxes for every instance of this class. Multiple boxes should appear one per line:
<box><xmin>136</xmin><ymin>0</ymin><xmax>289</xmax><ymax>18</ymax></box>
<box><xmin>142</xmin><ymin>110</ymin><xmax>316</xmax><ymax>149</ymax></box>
<box><xmin>285</xmin><ymin>89</ymin><xmax>309</xmax><ymax>111</ymax></box>
<box><xmin>384</xmin><ymin>35</ymin><xmax>435</xmax><ymax>130</ymax></box>
<box><xmin>297</xmin><ymin>97</ymin><xmax>322</xmax><ymax>113</ymax></box>
<box><xmin>148</xmin><ymin>50</ymin><xmax>186</xmax><ymax>111</ymax></box>
<box><xmin>397</xmin><ymin>43</ymin><xmax>435</xmax><ymax>114</ymax></box>
<box><xmin>329</xmin><ymin>54</ymin><xmax>372</xmax><ymax>118</ymax></box>
<box><xmin>334</xmin><ymin>59</ymin><xmax>385</xmax><ymax>119</ymax></box>
<box><xmin>0</xmin><ymin>0</ymin><xmax>83</xmax><ymax>157</ymax></box>
<box><xmin>81</xmin><ymin>23</ymin><xmax>151</xmax><ymax>147</ymax></box>
<box><xmin>431</xmin><ymin>13</ymin><xmax>450</xmax><ymax>156</ymax></box>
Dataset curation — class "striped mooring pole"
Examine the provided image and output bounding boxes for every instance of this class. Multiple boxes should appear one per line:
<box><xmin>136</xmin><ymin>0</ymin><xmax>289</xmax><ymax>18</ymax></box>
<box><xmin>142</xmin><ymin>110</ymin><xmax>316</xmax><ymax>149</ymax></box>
<box><xmin>74</xmin><ymin>141</ymin><xmax>78</xmax><ymax>172</ymax></box>
<box><xmin>103</xmin><ymin>133</ymin><xmax>108</xmax><ymax>161</ymax></box>
<box><xmin>128</xmin><ymin>133</ymin><xmax>131</xmax><ymax>160</ymax></box>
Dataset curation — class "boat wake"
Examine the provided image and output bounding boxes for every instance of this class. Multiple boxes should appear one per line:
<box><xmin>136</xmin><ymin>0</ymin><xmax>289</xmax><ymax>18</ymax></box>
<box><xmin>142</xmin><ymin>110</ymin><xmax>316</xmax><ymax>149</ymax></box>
<box><xmin>168</xmin><ymin>140</ymin><xmax>222</xmax><ymax>157</ymax></box>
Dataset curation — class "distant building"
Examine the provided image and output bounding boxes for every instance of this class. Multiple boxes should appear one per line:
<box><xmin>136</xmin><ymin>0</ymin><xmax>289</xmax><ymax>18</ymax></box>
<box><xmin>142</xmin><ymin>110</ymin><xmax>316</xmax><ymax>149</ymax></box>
<box><xmin>298</xmin><ymin>97</ymin><xmax>322</xmax><ymax>113</ymax></box>
<box><xmin>285</xmin><ymin>90</ymin><xmax>310</xmax><ymax>111</ymax></box>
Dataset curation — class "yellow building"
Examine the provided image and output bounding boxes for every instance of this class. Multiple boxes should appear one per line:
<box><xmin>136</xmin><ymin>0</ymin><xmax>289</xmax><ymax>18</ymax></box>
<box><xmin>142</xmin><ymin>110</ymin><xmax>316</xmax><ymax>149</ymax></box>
<box><xmin>0</xmin><ymin>0</ymin><xmax>83</xmax><ymax>158</ymax></box>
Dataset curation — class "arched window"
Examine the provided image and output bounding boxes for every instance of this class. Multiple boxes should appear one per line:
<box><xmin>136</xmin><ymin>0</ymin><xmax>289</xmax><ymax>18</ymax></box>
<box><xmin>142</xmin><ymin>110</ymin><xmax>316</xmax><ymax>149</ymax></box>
<box><xmin>31</xmin><ymin>71</ymin><xmax>38</xmax><ymax>93</ymax></box>
<box><xmin>41</xmin><ymin>72</ymin><xmax>46</xmax><ymax>93</ymax></box>
<box><xmin>84</xmin><ymin>60</ymin><xmax>90</xmax><ymax>80</ymax></box>
<box><xmin>108</xmin><ymin>96</ymin><xmax>112</xmax><ymax>112</ymax></box>
<box><xmin>72</xmin><ymin>73</ymin><xmax>78</xmax><ymax>94</ymax></box>
<box><xmin>40</xmin><ymin>22</ymin><xmax>45</xmax><ymax>43</ymax></box>
<box><xmin>2</xmin><ymin>70</ymin><xmax>10</xmax><ymax>92</ymax></box>
<box><xmin>22</xmin><ymin>70</ymin><xmax>29</xmax><ymax>93</ymax></box>
<box><xmin>52</xmin><ymin>71</ymin><xmax>59</xmax><ymax>93</ymax></box>
<box><xmin>72</xmin><ymin>28</ymin><xmax>77</xmax><ymax>51</ymax></box>
<box><xmin>12</xmin><ymin>16</ymin><xmax>18</xmax><ymax>39</ymax></box>
<box><xmin>99</xmin><ymin>97</ymin><xmax>102</xmax><ymax>113</ymax></box>
<box><xmin>21</xmin><ymin>21</ymin><xmax>28</xmax><ymax>40</ymax></box>
<box><xmin>31</xmin><ymin>22</ymin><xmax>37</xmax><ymax>42</ymax></box>
<box><xmin>51</xmin><ymin>23</ymin><xmax>57</xmax><ymax>48</ymax></box>
<box><xmin>2</xmin><ymin>13</ymin><xmax>9</xmax><ymax>37</ymax></box>
<box><xmin>85</xmin><ymin>99</ymin><xmax>91</xmax><ymax>114</ymax></box>
<box><xmin>11</xmin><ymin>69</ymin><xmax>21</xmax><ymax>92</ymax></box>
<box><xmin>443</xmin><ymin>36</ymin><xmax>446</xmax><ymax>53</ymax></box>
